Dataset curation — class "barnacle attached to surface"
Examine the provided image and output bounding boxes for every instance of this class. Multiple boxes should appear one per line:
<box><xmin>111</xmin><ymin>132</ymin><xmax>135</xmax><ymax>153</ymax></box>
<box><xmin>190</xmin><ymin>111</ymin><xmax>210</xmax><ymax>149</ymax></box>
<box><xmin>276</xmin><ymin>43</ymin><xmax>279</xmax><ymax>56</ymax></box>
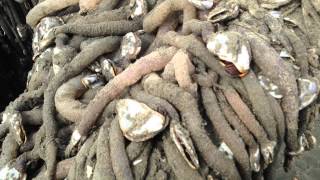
<box><xmin>116</xmin><ymin>99</ymin><xmax>168</xmax><ymax>142</ymax></box>
<box><xmin>207</xmin><ymin>31</ymin><xmax>251</xmax><ymax>77</ymax></box>
<box><xmin>32</xmin><ymin>17</ymin><xmax>64</xmax><ymax>59</ymax></box>
<box><xmin>259</xmin><ymin>0</ymin><xmax>292</xmax><ymax>9</ymax></box>
<box><xmin>298</xmin><ymin>77</ymin><xmax>319</xmax><ymax>110</ymax></box>
<box><xmin>258</xmin><ymin>75</ymin><xmax>283</xmax><ymax>99</ymax></box>
<box><xmin>81</xmin><ymin>74</ymin><xmax>106</xmax><ymax>89</ymax></box>
<box><xmin>2</xmin><ymin>111</ymin><xmax>27</xmax><ymax>145</ymax></box>
<box><xmin>218</xmin><ymin>142</ymin><xmax>234</xmax><ymax>160</ymax></box>
<box><xmin>188</xmin><ymin>0</ymin><xmax>214</xmax><ymax>10</ymax></box>
<box><xmin>170</xmin><ymin>122</ymin><xmax>200</xmax><ymax>169</ymax></box>
<box><xmin>120</xmin><ymin>32</ymin><xmax>142</xmax><ymax>60</ymax></box>
<box><xmin>130</xmin><ymin>0</ymin><xmax>148</xmax><ymax>19</ymax></box>
<box><xmin>0</xmin><ymin>161</ymin><xmax>26</xmax><ymax>180</ymax></box>
<box><xmin>99</xmin><ymin>57</ymin><xmax>116</xmax><ymax>80</ymax></box>
<box><xmin>207</xmin><ymin>1</ymin><xmax>239</xmax><ymax>23</ymax></box>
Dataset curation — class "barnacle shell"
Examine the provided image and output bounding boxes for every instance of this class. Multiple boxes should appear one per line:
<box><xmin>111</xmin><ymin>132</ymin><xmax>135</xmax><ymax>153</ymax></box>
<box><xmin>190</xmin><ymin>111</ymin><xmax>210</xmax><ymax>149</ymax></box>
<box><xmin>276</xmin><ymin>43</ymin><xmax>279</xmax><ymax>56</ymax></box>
<box><xmin>218</xmin><ymin>142</ymin><xmax>233</xmax><ymax>160</ymax></box>
<box><xmin>207</xmin><ymin>31</ymin><xmax>251</xmax><ymax>77</ymax></box>
<box><xmin>116</xmin><ymin>99</ymin><xmax>168</xmax><ymax>142</ymax></box>
<box><xmin>188</xmin><ymin>0</ymin><xmax>214</xmax><ymax>10</ymax></box>
<box><xmin>2</xmin><ymin>111</ymin><xmax>27</xmax><ymax>145</ymax></box>
<box><xmin>88</xmin><ymin>61</ymin><xmax>102</xmax><ymax>73</ymax></box>
<box><xmin>130</xmin><ymin>0</ymin><xmax>148</xmax><ymax>19</ymax></box>
<box><xmin>170</xmin><ymin>122</ymin><xmax>199</xmax><ymax>169</ymax></box>
<box><xmin>258</xmin><ymin>75</ymin><xmax>283</xmax><ymax>99</ymax></box>
<box><xmin>32</xmin><ymin>17</ymin><xmax>64</xmax><ymax>60</ymax></box>
<box><xmin>259</xmin><ymin>0</ymin><xmax>292</xmax><ymax>9</ymax></box>
<box><xmin>81</xmin><ymin>74</ymin><xmax>106</xmax><ymax>89</ymax></box>
<box><xmin>121</xmin><ymin>32</ymin><xmax>142</xmax><ymax>60</ymax></box>
<box><xmin>207</xmin><ymin>1</ymin><xmax>239</xmax><ymax>23</ymax></box>
<box><xmin>99</xmin><ymin>57</ymin><xmax>116</xmax><ymax>80</ymax></box>
<box><xmin>298</xmin><ymin>77</ymin><xmax>319</xmax><ymax>110</ymax></box>
<box><xmin>0</xmin><ymin>161</ymin><xmax>26</xmax><ymax>180</ymax></box>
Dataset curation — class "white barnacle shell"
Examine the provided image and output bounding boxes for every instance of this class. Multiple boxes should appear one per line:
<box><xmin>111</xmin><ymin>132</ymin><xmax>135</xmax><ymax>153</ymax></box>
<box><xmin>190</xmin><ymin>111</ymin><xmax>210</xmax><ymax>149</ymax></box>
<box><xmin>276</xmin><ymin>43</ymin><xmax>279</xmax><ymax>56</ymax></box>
<box><xmin>2</xmin><ymin>111</ymin><xmax>27</xmax><ymax>145</ymax></box>
<box><xmin>130</xmin><ymin>0</ymin><xmax>148</xmax><ymax>19</ymax></box>
<box><xmin>99</xmin><ymin>57</ymin><xmax>116</xmax><ymax>80</ymax></box>
<box><xmin>259</xmin><ymin>0</ymin><xmax>292</xmax><ymax>9</ymax></box>
<box><xmin>121</xmin><ymin>32</ymin><xmax>142</xmax><ymax>60</ymax></box>
<box><xmin>188</xmin><ymin>0</ymin><xmax>214</xmax><ymax>10</ymax></box>
<box><xmin>258</xmin><ymin>75</ymin><xmax>283</xmax><ymax>99</ymax></box>
<box><xmin>32</xmin><ymin>17</ymin><xmax>64</xmax><ymax>59</ymax></box>
<box><xmin>298</xmin><ymin>77</ymin><xmax>319</xmax><ymax>110</ymax></box>
<box><xmin>81</xmin><ymin>74</ymin><xmax>105</xmax><ymax>89</ymax></box>
<box><xmin>116</xmin><ymin>99</ymin><xmax>168</xmax><ymax>142</ymax></box>
<box><xmin>207</xmin><ymin>31</ymin><xmax>251</xmax><ymax>76</ymax></box>
<box><xmin>0</xmin><ymin>161</ymin><xmax>26</xmax><ymax>180</ymax></box>
<box><xmin>219</xmin><ymin>142</ymin><xmax>233</xmax><ymax>160</ymax></box>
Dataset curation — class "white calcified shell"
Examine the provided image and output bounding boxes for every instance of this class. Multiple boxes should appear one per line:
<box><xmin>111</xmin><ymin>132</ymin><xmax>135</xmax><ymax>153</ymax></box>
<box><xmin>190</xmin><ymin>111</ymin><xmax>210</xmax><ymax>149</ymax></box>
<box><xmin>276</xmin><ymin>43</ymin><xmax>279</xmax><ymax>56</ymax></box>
<box><xmin>116</xmin><ymin>99</ymin><xmax>168</xmax><ymax>142</ymax></box>
<box><xmin>207</xmin><ymin>1</ymin><xmax>239</xmax><ymax>23</ymax></box>
<box><xmin>2</xmin><ymin>111</ymin><xmax>27</xmax><ymax>145</ymax></box>
<box><xmin>259</xmin><ymin>0</ymin><xmax>292</xmax><ymax>9</ymax></box>
<box><xmin>218</xmin><ymin>142</ymin><xmax>233</xmax><ymax>160</ymax></box>
<box><xmin>32</xmin><ymin>17</ymin><xmax>64</xmax><ymax>59</ymax></box>
<box><xmin>207</xmin><ymin>31</ymin><xmax>251</xmax><ymax>73</ymax></box>
<box><xmin>130</xmin><ymin>0</ymin><xmax>148</xmax><ymax>18</ymax></box>
<box><xmin>99</xmin><ymin>57</ymin><xmax>116</xmax><ymax>80</ymax></box>
<box><xmin>121</xmin><ymin>32</ymin><xmax>142</xmax><ymax>60</ymax></box>
<box><xmin>0</xmin><ymin>162</ymin><xmax>26</xmax><ymax>180</ymax></box>
<box><xmin>258</xmin><ymin>75</ymin><xmax>283</xmax><ymax>99</ymax></box>
<box><xmin>298</xmin><ymin>78</ymin><xmax>319</xmax><ymax>110</ymax></box>
<box><xmin>188</xmin><ymin>0</ymin><xmax>214</xmax><ymax>10</ymax></box>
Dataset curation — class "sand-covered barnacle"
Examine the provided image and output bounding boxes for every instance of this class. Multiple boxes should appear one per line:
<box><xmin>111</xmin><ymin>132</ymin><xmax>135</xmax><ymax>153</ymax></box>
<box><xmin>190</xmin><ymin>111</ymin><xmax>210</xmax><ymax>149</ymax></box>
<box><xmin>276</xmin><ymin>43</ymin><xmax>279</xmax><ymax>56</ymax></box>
<box><xmin>170</xmin><ymin>122</ymin><xmax>199</xmax><ymax>169</ymax></box>
<box><xmin>116</xmin><ymin>99</ymin><xmax>169</xmax><ymax>142</ymax></box>
<box><xmin>259</xmin><ymin>0</ymin><xmax>292</xmax><ymax>9</ymax></box>
<box><xmin>121</xmin><ymin>32</ymin><xmax>142</xmax><ymax>60</ymax></box>
<box><xmin>130</xmin><ymin>0</ymin><xmax>148</xmax><ymax>19</ymax></box>
<box><xmin>207</xmin><ymin>31</ymin><xmax>251</xmax><ymax>77</ymax></box>
<box><xmin>207</xmin><ymin>0</ymin><xmax>239</xmax><ymax>23</ymax></box>
<box><xmin>298</xmin><ymin>77</ymin><xmax>319</xmax><ymax>110</ymax></box>
<box><xmin>188</xmin><ymin>0</ymin><xmax>214</xmax><ymax>10</ymax></box>
<box><xmin>0</xmin><ymin>160</ymin><xmax>26</xmax><ymax>180</ymax></box>
<box><xmin>32</xmin><ymin>17</ymin><xmax>64</xmax><ymax>60</ymax></box>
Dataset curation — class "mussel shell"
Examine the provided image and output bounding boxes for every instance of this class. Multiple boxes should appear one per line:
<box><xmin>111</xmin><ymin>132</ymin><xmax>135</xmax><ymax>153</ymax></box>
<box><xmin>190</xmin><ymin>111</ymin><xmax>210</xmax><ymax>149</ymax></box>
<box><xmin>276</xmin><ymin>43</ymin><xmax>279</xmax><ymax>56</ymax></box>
<box><xmin>298</xmin><ymin>77</ymin><xmax>319</xmax><ymax>110</ymax></box>
<box><xmin>117</xmin><ymin>99</ymin><xmax>168</xmax><ymax>142</ymax></box>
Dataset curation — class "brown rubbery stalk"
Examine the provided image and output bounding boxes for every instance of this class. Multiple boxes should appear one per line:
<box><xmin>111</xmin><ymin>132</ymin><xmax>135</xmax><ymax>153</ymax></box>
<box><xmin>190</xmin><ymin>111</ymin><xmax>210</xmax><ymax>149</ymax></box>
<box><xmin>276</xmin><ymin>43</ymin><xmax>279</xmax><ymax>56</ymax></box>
<box><xmin>143</xmin><ymin>0</ymin><xmax>196</xmax><ymax>32</ymax></box>
<box><xmin>55</xmin><ymin>75</ymin><xmax>88</xmax><ymax>123</ymax></box>
<box><xmin>42</xmin><ymin>36</ymin><xmax>120</xmax><ymax>179</ymax></box>
<box><xmin>69</xmin><ymin>47</ymin><xmax>177</xmax><ymax>150</ymax></box>
<box><xmin>161</xmin><ymin>31</ymin><xmax>227</xmax><ymax>76</ymax></box>
<box><xmin>142</xmin><ymin>73</ymin><xmax>241</xmax><ymax>180</ymax></box>
<box><xmin>54</xmin><ymin>19</ymin><xmax>142</xmax><ymax>37</ymax></box>
<box><xmin>216</xmin><ymin>90</ymin><xmax>261</xmax><ymax>172</ymax></box>
<box><xmin>241</xmin><ymin>71</ymin><xmax>278</xmax><ymax>141</ymax></box>
<box><xmin>201</xmin><ymin>87</ymin><xmax>251</xmax><ymax>180</ymax></box>
<box><xmin>110</xmin><ymin>118</ymin><xmax>134</xmax><ymax>180</ymax></box>
<box><xmin>26</xmin><ymin>0</ymin><xmax>79</xmax><ymax>28</ymax></box>
<box><xmin>221</xmin><ymin>78</ymin><xmax>276</xmax><ymax>165</ymax></box>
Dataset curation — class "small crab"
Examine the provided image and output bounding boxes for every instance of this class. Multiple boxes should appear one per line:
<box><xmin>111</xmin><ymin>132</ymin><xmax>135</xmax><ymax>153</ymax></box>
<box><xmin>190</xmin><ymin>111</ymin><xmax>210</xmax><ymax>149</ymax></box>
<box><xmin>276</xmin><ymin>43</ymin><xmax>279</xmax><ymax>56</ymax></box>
<box><xmin>170</xmin><ymin>122</ymin><xmax>199</xmax><ymax>169</ymax></box>
<box><xmin>116</xmin><ymin>99</ymin><xmax>169</xmax><ymax>142</ymax></box>
<box><xmin>120</xmin><ymin>32</ymin><xmax>142</xmax><ymax>60</ymax></box>
<box><xmin>188</xmin><ymin>0</ymin><xmax>214</xmax><ymax>10</ymax></box>
<box><xmin>207</xmin><ymin>0</ymin><xmax>239</xmax><ymax>23</ymax></box>
<box><xmin>207</xmin><ymin>31</ymin><xmax>251</xmax><ymax>77</ymax></box>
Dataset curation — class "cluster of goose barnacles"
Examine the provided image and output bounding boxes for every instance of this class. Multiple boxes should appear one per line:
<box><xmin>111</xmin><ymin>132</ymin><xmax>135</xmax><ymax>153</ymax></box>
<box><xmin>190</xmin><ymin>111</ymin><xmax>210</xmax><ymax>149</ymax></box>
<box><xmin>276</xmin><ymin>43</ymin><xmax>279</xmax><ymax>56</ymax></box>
<box><xmin>1</xmin><ymin>0</ymin><xmax>320</xmax><ymax>179</ymax></box>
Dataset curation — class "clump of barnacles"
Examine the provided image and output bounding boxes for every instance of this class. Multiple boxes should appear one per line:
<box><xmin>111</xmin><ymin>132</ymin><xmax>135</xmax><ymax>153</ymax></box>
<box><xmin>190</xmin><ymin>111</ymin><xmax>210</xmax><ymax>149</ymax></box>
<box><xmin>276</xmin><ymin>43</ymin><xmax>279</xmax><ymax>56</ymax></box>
<box><xmin>1</xmin><ymin>0</ymin><xmax>320</xmax><ymax>179</ymax></box>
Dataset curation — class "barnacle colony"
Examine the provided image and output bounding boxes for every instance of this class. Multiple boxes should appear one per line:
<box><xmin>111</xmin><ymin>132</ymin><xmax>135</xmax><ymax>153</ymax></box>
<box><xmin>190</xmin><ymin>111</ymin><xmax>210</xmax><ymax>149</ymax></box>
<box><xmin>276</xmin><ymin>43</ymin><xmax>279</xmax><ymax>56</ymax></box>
<box><xmin>207</xmin><ymin>31</ymin><xmax>251</xmax><ymax>77</ymax></box>
<box><xmin>116</xmin><ymin>99</ymin><xmax>169</xmax><ymax>142</ymax></box>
